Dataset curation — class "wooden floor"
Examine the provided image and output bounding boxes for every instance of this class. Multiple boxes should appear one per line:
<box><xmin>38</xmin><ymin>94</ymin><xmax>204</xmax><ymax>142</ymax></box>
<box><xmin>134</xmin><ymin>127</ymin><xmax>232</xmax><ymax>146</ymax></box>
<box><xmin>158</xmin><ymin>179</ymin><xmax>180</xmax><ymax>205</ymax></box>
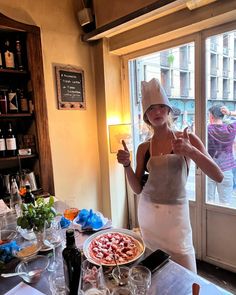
<box><xmin>197</xmin><ymin>260</ymin><xmax>236</xmax><ymax>294</ymax></box>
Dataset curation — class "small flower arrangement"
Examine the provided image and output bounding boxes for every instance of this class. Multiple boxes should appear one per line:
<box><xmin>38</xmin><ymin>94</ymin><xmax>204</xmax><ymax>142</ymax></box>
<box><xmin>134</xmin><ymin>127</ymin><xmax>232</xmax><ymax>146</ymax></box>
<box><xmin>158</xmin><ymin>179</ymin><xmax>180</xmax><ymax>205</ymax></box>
<box><xmin>17</xmin><ymin>196</ymin><xmax>56</xmax><ymax>232</ymax></box>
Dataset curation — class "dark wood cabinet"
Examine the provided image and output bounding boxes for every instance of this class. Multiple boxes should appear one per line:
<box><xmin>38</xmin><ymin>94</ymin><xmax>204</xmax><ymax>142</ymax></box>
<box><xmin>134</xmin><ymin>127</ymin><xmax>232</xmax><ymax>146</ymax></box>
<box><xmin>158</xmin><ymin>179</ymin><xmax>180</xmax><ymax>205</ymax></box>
<box><xmin>0</xmin><ymin>13</ymin><xmax>54</xmax><ymax>197</ymax></box>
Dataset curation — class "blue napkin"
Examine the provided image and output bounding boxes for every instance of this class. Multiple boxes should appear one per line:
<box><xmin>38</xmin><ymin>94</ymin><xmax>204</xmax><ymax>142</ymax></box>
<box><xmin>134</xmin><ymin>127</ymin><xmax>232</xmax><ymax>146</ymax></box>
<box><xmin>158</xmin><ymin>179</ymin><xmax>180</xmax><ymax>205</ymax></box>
<box><xmin>0</xmin><ymin>240</ymin><xmax>20</xmax><ymax>263</ymax></box>
<box><xmin>60</xmin><ymin>216</ymin><xmax>71</xmax><ymax>229</ymax></box>
<box><xmin>77</xmin><ymin>209</ymin><xmax>104</xmax><ymax>230</ymax></box>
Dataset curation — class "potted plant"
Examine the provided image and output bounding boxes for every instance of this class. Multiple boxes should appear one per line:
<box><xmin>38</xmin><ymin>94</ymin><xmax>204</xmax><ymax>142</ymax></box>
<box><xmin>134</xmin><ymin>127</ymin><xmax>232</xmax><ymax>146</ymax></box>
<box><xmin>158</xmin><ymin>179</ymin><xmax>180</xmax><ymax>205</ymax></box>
<box><xmin>17</xmin><ymin>197</ymin><xmax>57</xmax><ymax>242</ymax></box>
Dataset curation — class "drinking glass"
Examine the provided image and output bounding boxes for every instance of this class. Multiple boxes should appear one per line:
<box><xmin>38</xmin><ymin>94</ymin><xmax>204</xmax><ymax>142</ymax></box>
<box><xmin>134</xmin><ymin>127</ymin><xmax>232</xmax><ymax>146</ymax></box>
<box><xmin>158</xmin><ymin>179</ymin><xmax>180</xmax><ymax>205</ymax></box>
<box><xmin>48</xmin><ymin>265</ymin><xmax>68</xmax><ymax>295</ymax></box>
<box><xmin>0</xmin><ymin>213</ymin><xmax>6</xmax><ymax>229</ymax></box>
<box><xmin>84</xmin><ymin>287</ymin><xmax>110</xmax><ymax>295</ymax></box>
<box><xmin>81</xmin><ymin>259</ymin><xmax>105</xmax><ymax>291</ymax></box>
<box><xmin>0</xmin><ymin>213</ymin><xmax>6</xmax><ymax>241</ymax></box>
<box><xmin>43</xmin><ymin>218</ymin><xmax>63</xmax><ymax>271</ymax></box>
<box><xmin>112</xmin><ymin>287</ymin><xmax>132</xmax><ymax>295</ymax></box>
<box><xmin>128</xmin><ymin>266</ymin><xmax>151</xmax><ymax>295</ymax></box>
<box><xmin>64</xmin><ymin>208</ymin><xmax>79</xmax><ymax>221</ymax></box>
<box><xmin>112</xmin><ymin>266</ymin><xmax>130</xmax><ymax>287</ymax></box>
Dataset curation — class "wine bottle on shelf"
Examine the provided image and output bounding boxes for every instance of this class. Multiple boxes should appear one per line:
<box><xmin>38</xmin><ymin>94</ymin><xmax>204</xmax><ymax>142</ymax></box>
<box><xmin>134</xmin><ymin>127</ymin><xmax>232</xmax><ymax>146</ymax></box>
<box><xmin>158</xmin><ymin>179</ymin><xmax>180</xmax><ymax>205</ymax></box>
<box><xmin>4</xmin><ymin>40</ymin><xmax>15</xmax><ymax>69</ymax></box>
<box><xmin>27</xmin><ymin>80</ymin><xmax>34</xmax><ymax>114</ymax></box>
<box><xmin>19</xmin><ymin>88</ymin><xmax>28</xmax><ymax>113</ymax></box>
<box><xmin>8</xmin><ymin>89</ymin><xmax>19</xmax><ymax>113</ymax></box>
<box><xmin>0</xmin><ymin>128</ymin><xmax>6</xmax><ymax>157</ymax></box>
<box><xmin>0</xmin><ymin>49</ymin><xmax>3</xmax><ymax>69</ymax></box>
<box><xmin>6</xmin><ymin>123</ymin><xmax>17</xmax><ymax>157</ymax></box>
<box><xmin>0</xmin><ymin>90</ymin><xmax>8</xmax><ymax>114</ymax></box>
<box><xmin>24</xmin><ymin>184</ymin><xmax>35</xmax><ymax>204</ymax></box>
<box><xmin>10</xmin><ymin>178</ymin><xmax>22</xmax><ymax>215</ymax></box>
<box><xmin>63</xmin><ymin>229</ymin><xmax>82</xmax><ymax>295</ymax></box>
<box><xmin>15</xmin><ymin>39</ymin><xmax>24</xmax><ymax>71</ymax></box>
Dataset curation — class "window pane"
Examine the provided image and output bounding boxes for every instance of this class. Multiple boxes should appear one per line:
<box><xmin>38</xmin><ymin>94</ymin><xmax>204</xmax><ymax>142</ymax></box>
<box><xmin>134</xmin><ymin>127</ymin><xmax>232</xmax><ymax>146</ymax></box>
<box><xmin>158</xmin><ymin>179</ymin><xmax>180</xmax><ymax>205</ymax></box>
<box><xmin>206</xmin><ymin>29</ymin><xmax>236</xmax><ymax>208</ymax></box>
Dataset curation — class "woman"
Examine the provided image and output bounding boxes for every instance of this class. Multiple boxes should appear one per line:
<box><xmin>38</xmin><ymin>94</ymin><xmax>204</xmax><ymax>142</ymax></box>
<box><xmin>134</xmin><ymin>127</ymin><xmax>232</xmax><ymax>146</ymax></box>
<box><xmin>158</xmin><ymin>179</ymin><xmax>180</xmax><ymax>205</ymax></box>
<box><xmin>117</xmin><ymin>78</ymin><xmax>223</xmax><ymax>272</ymax></box>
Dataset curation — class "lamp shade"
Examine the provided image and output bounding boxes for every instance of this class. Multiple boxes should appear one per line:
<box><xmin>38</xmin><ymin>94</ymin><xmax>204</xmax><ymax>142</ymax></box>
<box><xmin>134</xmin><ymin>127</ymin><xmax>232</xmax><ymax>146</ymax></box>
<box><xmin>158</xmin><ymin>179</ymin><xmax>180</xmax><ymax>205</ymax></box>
<box><xmin>108</xmin><ymin>124</ymin><xmax>132</xmax><ymax>153</ymax></box>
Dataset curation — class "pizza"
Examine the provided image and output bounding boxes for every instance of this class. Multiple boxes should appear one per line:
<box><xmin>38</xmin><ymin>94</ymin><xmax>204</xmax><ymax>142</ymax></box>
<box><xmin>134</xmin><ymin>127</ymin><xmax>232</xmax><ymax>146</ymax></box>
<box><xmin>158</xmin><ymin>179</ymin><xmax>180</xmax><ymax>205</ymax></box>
<box><xmin>87</xmin><ymin>231</ymin><xmax>144</xmax><ymax>265</ymax></box>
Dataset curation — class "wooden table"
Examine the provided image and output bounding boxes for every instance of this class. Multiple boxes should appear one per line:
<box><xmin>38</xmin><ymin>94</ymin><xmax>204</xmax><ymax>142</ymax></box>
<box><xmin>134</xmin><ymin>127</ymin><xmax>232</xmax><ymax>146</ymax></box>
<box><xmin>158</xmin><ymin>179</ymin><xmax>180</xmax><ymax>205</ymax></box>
<box><xmin>0</xmin><ymin>201</ymin><xmax>233</xmax><ymax>295</ymax></box>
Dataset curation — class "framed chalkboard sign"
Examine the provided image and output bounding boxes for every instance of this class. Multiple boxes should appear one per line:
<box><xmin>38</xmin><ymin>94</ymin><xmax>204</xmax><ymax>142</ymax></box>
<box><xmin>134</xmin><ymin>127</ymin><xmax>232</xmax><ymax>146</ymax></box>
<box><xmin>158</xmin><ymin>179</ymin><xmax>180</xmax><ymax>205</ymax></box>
<box><xmin>55</xmin><ymin>65</ymin><xmax>86</xmax><ymax>110</ymax></box>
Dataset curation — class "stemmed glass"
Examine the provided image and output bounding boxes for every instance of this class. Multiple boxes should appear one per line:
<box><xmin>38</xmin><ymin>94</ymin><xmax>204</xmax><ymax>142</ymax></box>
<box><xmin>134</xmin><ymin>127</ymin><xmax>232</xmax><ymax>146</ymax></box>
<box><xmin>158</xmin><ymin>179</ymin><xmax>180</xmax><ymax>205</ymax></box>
<box><xmin>43</xmin><ymin>217</ymin><xmax>63</xmax><ymax>271</ymax></box>
<box><xmin>0</xmin><ymin>213</ymin><xmax>7</xmax><ymax>241</ymax></box>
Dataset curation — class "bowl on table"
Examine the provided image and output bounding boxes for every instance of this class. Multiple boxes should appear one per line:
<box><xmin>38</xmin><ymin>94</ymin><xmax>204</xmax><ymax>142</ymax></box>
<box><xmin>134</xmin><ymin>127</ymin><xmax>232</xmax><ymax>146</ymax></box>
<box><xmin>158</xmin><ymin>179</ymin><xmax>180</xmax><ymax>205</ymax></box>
<box><xmin>15</xmin><ymin>255</ymin><xmax>49</xmax><ymax>283</ymax></box>
<box><xmin>14</xmin><ymin>238</ymin><xmax>41</xmax><ymax>260</ymax></box>
<box><xmin>0</xmin><ymin>229</ymin><xmax>17</xmax><ymax>245</ymax></box>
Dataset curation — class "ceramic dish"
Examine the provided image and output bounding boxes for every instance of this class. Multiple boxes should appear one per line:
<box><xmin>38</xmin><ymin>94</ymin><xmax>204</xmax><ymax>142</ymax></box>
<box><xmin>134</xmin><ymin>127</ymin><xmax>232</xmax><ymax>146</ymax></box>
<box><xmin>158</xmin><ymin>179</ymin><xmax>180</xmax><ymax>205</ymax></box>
<box><xmin>83</xmin><ymin>228</ymin><xmax>145</xmax><ymax>266</ymax></box>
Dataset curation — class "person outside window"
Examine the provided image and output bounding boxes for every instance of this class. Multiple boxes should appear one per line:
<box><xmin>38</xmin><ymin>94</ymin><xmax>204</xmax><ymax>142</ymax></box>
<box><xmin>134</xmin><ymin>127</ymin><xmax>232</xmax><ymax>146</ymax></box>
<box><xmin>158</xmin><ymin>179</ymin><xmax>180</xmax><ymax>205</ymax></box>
<box><xmin>117</xmin><ymin>78</ymin><xmax>223</xmax><ymax>273</ymax></box>
<box><xmin>208</xmin><ymin>104</ymin><xmax>236</xmax><ymax>205</ymax></box>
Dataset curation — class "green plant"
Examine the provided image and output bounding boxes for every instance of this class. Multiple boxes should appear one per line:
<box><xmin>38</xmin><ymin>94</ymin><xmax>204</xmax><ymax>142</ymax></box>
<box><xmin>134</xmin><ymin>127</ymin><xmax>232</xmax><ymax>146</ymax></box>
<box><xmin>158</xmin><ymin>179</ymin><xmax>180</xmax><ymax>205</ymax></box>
<box><xmin>17</xmin><ymin>197</ymin><xmax>57</xmax><ymax>232</ymax></box>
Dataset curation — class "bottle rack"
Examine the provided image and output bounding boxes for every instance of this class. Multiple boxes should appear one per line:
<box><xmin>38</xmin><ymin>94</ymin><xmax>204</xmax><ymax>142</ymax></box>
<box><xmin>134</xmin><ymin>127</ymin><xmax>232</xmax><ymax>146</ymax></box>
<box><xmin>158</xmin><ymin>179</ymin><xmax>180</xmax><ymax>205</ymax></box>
<box><xmin>0</xmin><ymin>12</ymin><xmax>54</xmax><ymax>197</ymax></box>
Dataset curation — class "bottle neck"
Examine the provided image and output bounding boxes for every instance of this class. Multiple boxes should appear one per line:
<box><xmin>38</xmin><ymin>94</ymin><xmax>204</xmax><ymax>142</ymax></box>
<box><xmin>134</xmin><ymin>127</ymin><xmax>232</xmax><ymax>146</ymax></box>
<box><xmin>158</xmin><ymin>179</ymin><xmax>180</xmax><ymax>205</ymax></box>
<box><xmin>66</xmin><ymin>236</ymin><xmax>76</xmax><ymax>248</ymax></box>
<box><xmin>11</xmin><ymin>180</ymin><xmax>20</xmax><ymax>195</ymax></box>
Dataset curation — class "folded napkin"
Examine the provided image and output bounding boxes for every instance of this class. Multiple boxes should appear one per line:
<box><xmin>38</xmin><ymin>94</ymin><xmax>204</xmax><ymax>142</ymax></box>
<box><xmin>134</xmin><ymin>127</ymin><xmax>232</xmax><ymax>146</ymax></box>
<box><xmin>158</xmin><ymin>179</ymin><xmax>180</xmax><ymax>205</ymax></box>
<box><xmin>0</xmin><ymin>240</ymin><xmax>20</xmax><ymax>263</ymax></box>
<box><xmin>74</xmin><ymin>209</ymin><xmax>110</xmax><ymax>231</ymax></box>
<box><xmin>0</xmin><ymin>199</ymin><xmax>11</xmax><ymax>215</ymax></box>
<box><xmin>60</xmin><ymin>216</ymin><xmax>71</xmax><ymax>229</ymax></box>
<box><xmin>4</xmin><ymin>282</ymin><xmax>46</xmax><ymax>295</ymax></box>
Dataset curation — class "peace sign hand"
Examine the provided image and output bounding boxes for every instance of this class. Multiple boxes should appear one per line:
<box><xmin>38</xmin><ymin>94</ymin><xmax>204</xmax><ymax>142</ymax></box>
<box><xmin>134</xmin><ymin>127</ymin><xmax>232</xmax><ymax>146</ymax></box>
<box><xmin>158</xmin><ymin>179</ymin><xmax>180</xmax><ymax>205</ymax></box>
<box><xmin>172</xmin><ymin>127</ymin><xmax>193</xmax><ymax>156</ymax></box>
<box><xmin>117</xmin><ymin>140</ymin><xmax>131</xmax><ymax>167</ymax></box>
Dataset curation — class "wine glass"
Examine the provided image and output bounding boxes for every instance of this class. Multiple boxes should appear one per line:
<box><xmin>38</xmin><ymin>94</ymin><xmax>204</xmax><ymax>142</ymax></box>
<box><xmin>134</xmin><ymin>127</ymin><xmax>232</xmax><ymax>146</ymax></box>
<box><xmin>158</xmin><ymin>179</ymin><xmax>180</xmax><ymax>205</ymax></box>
<box><xmin>43</xmin><ymin>218</ymin><xmax>63</xmax><ymax>271</ymax></box>
<box><xmin>0</xmin><ymin>213</ymin><xmax>7</xmax><ymax>241</ymax></box>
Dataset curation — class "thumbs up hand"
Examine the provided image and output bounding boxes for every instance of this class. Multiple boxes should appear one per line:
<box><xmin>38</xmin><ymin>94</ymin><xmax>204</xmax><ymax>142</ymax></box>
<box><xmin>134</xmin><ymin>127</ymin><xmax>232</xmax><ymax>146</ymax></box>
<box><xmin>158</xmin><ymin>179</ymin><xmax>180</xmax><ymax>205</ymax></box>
<box><xmin>172</xmin><ymin>127</ymin><xmax>193</xmax><ymax>156</ymax></box>
<box><xmin>117</xmin><ymin>140</ymin><xmax>131</xmax><ymax>167</ymax></box>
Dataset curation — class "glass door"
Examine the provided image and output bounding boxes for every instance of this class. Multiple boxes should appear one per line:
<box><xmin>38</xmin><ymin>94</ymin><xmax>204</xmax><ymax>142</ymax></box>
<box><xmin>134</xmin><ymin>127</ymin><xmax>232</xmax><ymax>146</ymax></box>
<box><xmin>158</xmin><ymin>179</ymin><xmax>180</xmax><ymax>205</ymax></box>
<box><xmin>126</xmin><ymin>24</ymin><xmax>236</xmax><ymax>272</ymax></box>
<box><xmin>203</xmin><ymin>28</ymin><xmax>236</xmax><ymax>272</ymax></box>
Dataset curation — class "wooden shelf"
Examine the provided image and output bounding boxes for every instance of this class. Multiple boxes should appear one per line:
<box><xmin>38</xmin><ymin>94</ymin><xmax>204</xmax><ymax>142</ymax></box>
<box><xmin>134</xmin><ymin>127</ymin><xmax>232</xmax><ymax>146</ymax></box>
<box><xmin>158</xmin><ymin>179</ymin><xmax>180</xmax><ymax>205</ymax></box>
<box><xmin>0</xmin><ymin>113</ymin><xmax>33</xmax><ymax>118</ymax></box>
<box><xmin>0</xmin><ymin>154</ymin><xmax>37</xmax><ymax>161</ymax></box>
<box><xmin>0</xmin><ymin>68</ymin><xmax>28</xmax><ymax>75</ymax></box>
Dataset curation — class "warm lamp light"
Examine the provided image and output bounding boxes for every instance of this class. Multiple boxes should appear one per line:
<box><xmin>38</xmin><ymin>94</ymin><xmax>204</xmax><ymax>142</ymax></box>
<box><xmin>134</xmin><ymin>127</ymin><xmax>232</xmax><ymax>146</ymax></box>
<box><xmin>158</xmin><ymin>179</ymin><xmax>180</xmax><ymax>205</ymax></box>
<box><xmin>108</xmin><ymin>124</ymin><xmax>132</xmax><ymax>153</ymax></box>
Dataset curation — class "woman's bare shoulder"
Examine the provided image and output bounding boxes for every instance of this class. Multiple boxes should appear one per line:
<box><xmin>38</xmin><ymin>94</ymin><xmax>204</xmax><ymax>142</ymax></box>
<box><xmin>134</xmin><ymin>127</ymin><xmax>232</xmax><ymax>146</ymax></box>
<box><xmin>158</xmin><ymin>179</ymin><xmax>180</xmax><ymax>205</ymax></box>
<box><xmin>138</xmin><ymin>140</ymin><xmax>150</xmax><ymax>150</ymax></box>
<box><xmin>137</xmin><ymin>140</ymin><xmax>150</xmax><ymax>156</ymax></box>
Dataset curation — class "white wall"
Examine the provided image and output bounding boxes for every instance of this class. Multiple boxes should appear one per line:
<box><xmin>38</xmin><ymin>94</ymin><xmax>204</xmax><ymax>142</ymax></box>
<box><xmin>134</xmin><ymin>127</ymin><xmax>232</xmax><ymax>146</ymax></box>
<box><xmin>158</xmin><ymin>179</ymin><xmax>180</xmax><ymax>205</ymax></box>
<box><xmin>0</xmin><ymin>0</ymin><xmax>102</xmax><ymax>211</ymax></box>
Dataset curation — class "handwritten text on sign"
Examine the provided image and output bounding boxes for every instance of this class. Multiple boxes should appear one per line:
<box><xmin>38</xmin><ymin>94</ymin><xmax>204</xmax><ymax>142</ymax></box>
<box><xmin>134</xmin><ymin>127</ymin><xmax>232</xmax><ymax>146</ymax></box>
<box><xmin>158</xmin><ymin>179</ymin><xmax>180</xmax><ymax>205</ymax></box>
<box><xmin>59</xmin><ymin>71</ymin><xmax>83</xmax><ymax>102</ymax></box>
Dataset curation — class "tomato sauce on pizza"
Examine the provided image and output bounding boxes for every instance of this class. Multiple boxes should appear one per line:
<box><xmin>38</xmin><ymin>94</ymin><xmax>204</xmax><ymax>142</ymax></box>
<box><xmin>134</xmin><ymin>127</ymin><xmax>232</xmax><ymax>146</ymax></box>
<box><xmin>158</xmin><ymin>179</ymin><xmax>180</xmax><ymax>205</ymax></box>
<box><xmin>88</xmin><ymin>231</ymin><xmax>143</xmax><ymax>265</ymax></box>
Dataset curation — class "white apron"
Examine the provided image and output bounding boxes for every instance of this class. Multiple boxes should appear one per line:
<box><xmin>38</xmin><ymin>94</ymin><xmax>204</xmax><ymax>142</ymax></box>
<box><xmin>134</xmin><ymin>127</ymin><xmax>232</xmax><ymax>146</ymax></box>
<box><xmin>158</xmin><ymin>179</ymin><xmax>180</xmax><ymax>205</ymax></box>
<box><xmin>138</xmin><ymin>136</ymin><xmax>197</xmax><ymax>272</ymax></box>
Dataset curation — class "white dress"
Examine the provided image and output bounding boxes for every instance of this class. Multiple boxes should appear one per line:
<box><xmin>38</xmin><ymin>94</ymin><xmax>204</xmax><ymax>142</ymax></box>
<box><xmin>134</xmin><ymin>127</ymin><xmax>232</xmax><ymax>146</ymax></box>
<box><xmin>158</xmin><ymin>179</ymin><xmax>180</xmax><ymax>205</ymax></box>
<box><xmin>138</xmin><ymin>135</ymin><xmax>197</xmax><ymax>272</ymax></box>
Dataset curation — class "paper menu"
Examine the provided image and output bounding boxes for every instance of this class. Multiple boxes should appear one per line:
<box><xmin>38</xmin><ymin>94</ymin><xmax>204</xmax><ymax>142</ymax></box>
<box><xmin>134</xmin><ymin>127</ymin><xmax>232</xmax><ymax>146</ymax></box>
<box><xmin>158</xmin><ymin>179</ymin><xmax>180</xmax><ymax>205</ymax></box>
<box><xmin>0</xmin><ymin>199</ymin><xmax>11</xmax><ymax>215</ymax></box>
<box><xmin>4</xmin><ymin>282</ymin><xmax>46</xmax><ymax>295</ymax></box>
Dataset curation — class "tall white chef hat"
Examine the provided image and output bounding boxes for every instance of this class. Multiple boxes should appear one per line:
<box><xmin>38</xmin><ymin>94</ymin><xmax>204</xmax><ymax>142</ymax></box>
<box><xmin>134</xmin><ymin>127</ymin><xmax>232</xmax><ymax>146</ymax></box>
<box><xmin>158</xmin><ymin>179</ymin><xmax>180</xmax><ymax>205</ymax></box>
<box><xmin>141</xmin><ymin>78</ymin><xmax>172</xmax><ymax>123</ymax></box>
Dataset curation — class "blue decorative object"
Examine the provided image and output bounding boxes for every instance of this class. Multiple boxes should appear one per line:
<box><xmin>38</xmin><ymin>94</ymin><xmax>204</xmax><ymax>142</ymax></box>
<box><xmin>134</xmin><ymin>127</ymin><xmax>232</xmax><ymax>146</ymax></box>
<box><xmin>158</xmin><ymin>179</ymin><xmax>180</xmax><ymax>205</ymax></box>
<box><xmin>0</xmin><ymin>240</ymin><xmax>20</xmax><ymax>263</ymax></box>
<box><xmin>60</xmin><ymin>216</ymin><xmax>71</xmax><ymax>229</ymax></box>
<box><xmin>74</xmin><ymin>209</ymin><xmax>109</xmax><ymax>231</ymax></box>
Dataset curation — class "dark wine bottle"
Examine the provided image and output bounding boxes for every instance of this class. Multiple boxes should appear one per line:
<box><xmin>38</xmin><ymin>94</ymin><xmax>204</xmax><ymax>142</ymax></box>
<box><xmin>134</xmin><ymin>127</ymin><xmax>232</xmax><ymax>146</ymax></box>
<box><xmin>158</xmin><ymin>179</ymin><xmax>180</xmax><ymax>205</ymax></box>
<box><xmin>0</xmin><ymin>49</ymin><xmax>3</xmax><ymax>69</ymax></box>
<box><xmin>0</xmin><ymin>90</ymin><xmax>8</xmax><ymax>114</ymax></box>
<box><xmin>8</xmin><ymin>89</ymin><xmax>19</xmax><ymax>113</ymax></box>
<box><xmin>0</xmin><ymin>128</ymin><xmax>6</xmax><ymax>157</ymax></box>
<box><xmin>4</xmin><ymin>40</ymin><xmax>15</xmax><ymax>69</ymax></box>
<box><xmin>16</xmin><ymin>39</ymin><xmax>24</xmax><ymax>71</ymax></box>
<box><xmin>19</xmin><ymin>88</ymin><xmax>29</xmax><ymax>113</ymax></box>
<box><xmin>63</xmin><ymin>229</ymin><xmax>82</xmax><ymax>295</ymax></box>
<box><xmin>6</xmin><ymin>123</ymin><xmax>17</xmax><ymax>156</ymax></box>
<box><xmin>24</xmin><ymin>184</ymin><xmax>35</xmax><ymax>204</ymax></box>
